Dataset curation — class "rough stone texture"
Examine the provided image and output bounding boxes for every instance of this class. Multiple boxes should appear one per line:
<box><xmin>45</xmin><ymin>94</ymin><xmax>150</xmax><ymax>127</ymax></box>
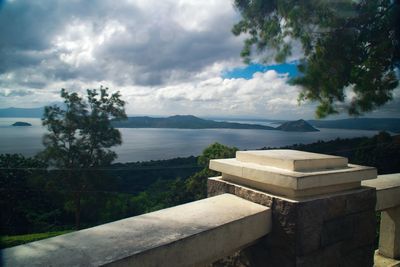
<box><xmin>321</xmin><ymin>216</ymin><xmax>354</xmax><ymax>247</ymax></box>
<box><xmin>345</xmin><ymin>187</ymin><xmax>376</xmax><ymax>214</ymax></box>
<box><xmin>209</xmin><ymin>177</ymin><xmax>377</xmax><ymax>267</ymax></box>
<box><xmin>208</xmin><ymin>177</ymin><xmax>274</xmax><ymax>207</ymax></box>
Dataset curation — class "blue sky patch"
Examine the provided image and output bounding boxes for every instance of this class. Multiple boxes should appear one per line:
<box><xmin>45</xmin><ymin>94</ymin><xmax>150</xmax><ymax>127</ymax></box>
<box><xmin>222</xmin><ymin>62</ymin><xmax>300</xmax><ymax>80</ymax></box>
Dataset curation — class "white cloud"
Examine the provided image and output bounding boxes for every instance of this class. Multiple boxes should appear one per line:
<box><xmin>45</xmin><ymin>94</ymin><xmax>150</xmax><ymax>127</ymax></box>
<box><xmin>53</xmin><ymin>19</ymin><xmax>126</xmax><ymax>67</ymax></box>
<box><xmin>122</xmin><ymin>70</ymin><xmax>314</xmax><ymax>118</ymax></box>
<box><xmin>0</xmin><ymin>0</ymin><xmax>398</xmax><ymax>119</ymax></box>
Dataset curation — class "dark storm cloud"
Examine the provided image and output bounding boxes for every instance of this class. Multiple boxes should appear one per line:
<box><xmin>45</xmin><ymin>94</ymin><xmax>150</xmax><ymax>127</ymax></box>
<box><xmin>0</xmin><ymin>0</ymin><xmax>242</xmax><ymax>87</ymax></box>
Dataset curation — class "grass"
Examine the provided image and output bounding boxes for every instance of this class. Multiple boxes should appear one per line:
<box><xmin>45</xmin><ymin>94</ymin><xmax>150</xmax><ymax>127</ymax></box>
<box><xmin>0</xmin><ymin>230</ymin><xmax>74</xmax><ymax>249</ymax></box>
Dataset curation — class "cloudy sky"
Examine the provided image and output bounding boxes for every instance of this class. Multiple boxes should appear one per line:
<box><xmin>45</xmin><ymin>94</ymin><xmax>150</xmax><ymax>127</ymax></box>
<box><xmin>0</xmin><ymin>0</ymin><xmax>399</xmax><ymax>119</ymax></box>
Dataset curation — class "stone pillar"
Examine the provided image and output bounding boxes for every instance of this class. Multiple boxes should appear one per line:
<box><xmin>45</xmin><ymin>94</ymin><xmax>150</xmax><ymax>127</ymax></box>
<box><xmin>207</xmin><ymin>149</ymin><xmax>378</xmax><ymax>267</ymax></box>
<box><xmin>379</xmin><ymin>206</ymin><xmax>400</xmax><ymax>259</ymax></box>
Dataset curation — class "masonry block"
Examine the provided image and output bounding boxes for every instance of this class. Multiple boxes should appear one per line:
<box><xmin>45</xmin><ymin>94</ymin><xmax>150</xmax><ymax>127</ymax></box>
<box><xmin>209</xmin><ymin>177</ymin><xmax>377</xmax><ymax>267</ymax></box>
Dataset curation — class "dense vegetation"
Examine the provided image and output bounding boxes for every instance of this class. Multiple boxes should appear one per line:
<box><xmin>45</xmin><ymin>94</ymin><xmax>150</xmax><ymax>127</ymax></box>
<box><xmin>40</xmin><ymin>87</ymin><xmax>127</xmax><ymax>229</ymax></box>
<box><xmin>1</xmin><ymin>132</ymin><xmax>399</xmax><ymax>248</ymax></box>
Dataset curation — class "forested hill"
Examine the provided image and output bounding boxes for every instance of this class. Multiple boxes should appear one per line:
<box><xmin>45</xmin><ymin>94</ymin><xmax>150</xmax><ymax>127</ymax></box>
<box><xmin>112</xmin><ymin>115</ymin><xmax>276</xmax><ymax>130</ymax></box>
<box><xmin>276</xmin><ymin>119</ymin><xmax>319</xmax><ymax>132</ymax></box>
<box><xmin>308</xmin><ymin>118</ymin><xmax>400</xmax><ymax>133</ymax></box>
<box><xmin>1</xmin><ymin>132</ymin><xmax>399</xmax><ymax>247</ymax></box>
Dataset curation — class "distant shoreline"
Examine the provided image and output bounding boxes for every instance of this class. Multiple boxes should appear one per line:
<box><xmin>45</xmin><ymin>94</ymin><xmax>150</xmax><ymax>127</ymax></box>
<box><xmin>0</xmin><ymin>115</ymin><xmax>399</xmax><ymax>133</ymax></box>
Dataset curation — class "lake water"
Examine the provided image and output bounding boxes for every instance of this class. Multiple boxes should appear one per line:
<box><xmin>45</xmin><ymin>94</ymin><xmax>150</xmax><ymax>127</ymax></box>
<box><xmin>0</xmin><ymin>118</ymin><xmax>379</xmax><ymax>163</ymax></box>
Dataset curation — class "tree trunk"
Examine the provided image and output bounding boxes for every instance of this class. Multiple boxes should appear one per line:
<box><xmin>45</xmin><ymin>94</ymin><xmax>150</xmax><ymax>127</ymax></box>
<box><xmin>74</xmin><ymin>191</ymin><xmax>81</xmax><ymax>230</ymax></box>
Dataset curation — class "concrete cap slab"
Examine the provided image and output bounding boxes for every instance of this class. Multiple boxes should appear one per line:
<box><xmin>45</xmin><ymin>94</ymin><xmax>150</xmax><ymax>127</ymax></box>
<box><xmin>363</xmin><ymin>174</ymin><xmax>400</xmax><ymax>211</ymax></box>
<box><xmin>236</xmin><ymin>149</ymin><xmax>347</xmax><ymax>171</ymax></box>
<box><xmin>210</xmin><ymin>149</ymin><xmax>377</xmax><ymax>198</ymax></box>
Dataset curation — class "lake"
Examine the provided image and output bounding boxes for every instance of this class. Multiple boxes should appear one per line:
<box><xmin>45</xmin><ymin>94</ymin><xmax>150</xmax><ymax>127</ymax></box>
<box><xmin>0</xmin><ymin>118</ymin><xmax>380</xmax><ymax>163</ymax></box>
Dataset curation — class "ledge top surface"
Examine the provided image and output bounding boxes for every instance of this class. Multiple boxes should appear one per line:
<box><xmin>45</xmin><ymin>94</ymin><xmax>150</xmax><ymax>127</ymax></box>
<box><xmin>210</xmin><ymin>149</ymin><xmax>377</xmax><ymax>191</ymax></box>
<box><xmin>236</xmin><ymin>149</ymin><xmax>348</xmax><ymax>171</ymax></box>
<box><xmin>2</xmin><ymin>194</ymin><xmax>271</xmax><ymax>267</ymax></box>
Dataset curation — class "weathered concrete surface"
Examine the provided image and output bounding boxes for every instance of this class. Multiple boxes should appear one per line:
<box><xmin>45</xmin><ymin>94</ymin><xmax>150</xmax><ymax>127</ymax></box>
<box><xmin>2</xmin><ymin>194</ymin><xmax>271</xmax><ymax>267</ymax></box>
<box><xmin>222</xmin><ymin>173</ymin><xmax>361</xmax><ymax>198</ymax></box>
<box><xmin>209</xmin><ymin>177</ymin><xmax>377</xmax><ymax>267</ymax></box>
<box><xmin>210</xmin><ymin>150</ymin><xmax>376</xmax><ymax>198</ymax></box>
<box><xmin>236</xmin><ymin>150</ymin><xmax>348</xmax><ymax>171</ymax></box>
<box><xmin>378</xmin><ymin>206</ymin><xmax>400</xmax><ymax>259</ymax></box>
<box><xmin>363</xmin><ymin>174</ymin><xmax>400</xmax><ymax>261</ymax></box>
<box><xmin>374</xmin><ymin>250</ymin><xmax>400</xmax><ymax>267</ymax></box>
<box><xmin>363</xmin><ymin>173</ymin><xmax>400</xmax><ymax>211</ymax></box>
<box><xmin>210</xmin><ymin>159</ymin><xmax>376</xmax><ymax>190</ymax></box>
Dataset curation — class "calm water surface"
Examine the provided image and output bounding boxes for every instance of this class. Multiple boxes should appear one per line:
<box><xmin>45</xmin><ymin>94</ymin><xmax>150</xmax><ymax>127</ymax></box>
<box><xmin>0</xmin><ymin>118</ymin><xmax>379</xmax><ymax>163</ymax></box>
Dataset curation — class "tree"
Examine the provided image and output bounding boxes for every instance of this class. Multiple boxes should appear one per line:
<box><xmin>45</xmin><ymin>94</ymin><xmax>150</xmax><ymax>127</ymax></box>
<box><xmin>0</xmin><ymin>154</ymin><xmax>51</xmax><ymax>235</ymax></box>
<box><xmin>40</xmin><ymin>86</ymin><xmax>126</xmax><ymax>229</ymax></box>
<box><xmin>185</xmin><ymin>143</ymin><xmax>238</xmax><ymax>200</ymax></box>
<box><xmin>232</xmin><ymin>0</ymin><xmax>400</xmax><ymax>117</ymax></box>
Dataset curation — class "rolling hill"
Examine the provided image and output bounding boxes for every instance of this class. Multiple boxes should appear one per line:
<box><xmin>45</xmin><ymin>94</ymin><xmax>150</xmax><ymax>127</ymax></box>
<box><xmin>276</xmin><ymin>119</ymin><xmax>319</xmax><ymax>132</ymax></box>
<box><xmin>308</xmin><ymin>118</ymin><xmax>400</xmax><ymax>133</ymax></box>
<box><xmin>112</xmin><ymin>115</ymin><xmax>276</xmax><ymax>130</ymax></box>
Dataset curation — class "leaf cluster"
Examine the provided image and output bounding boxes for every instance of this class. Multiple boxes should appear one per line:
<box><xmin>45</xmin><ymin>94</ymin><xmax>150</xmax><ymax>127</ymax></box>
<box><xmin>40</xmin><ymin>86</ymin><xmax>127</xmax><ymax>169</ymax></box>
<box><xmin>233</xmin><ymin>0</ymin><xmax>400</xmax><ymax>117</ymax></box>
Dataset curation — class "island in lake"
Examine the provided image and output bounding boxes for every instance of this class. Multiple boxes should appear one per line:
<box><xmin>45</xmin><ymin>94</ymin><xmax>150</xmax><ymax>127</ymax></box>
<box><xmin>277</xmin><ymin>119</ymin><xmax>319</xmax><ymax>132</ymax></box>
<box><xmin>112</xmin><ymin>115</ymin><xmax>320</xmax><ymax>132</ymax></box>
<box><xmin>11</xmin><ymin>121</ymin><xmax>32</xmax><ymax>126</ymax></box>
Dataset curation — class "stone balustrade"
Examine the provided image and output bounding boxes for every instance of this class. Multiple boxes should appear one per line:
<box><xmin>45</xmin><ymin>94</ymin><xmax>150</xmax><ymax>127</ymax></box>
<box><xmin>363</xmin><ymin>174</ymin><xmax>400</xmax><ymax>266</ymax></box>
<box><xmin>2</xmin><ymin>149</ymin><xmax>400</xmax><ymax>267</ymax></box>
<box><xmin>1</xmin><ymin>194</ymin><xmax>271</xmax><ymax>267</ymax></box>
<box><xmin>209</xmin><ymin>149</ymin><xmax>379</xmax><ymax>266</ymax></box>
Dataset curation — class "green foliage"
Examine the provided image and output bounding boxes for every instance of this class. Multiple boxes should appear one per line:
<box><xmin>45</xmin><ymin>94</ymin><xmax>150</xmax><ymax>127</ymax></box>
<box><xmin>233</xmin><ymin>0</ymin><xmax>400</xmax><ymax>117</ymax></box>
<box><xmin>185</xmin><ymin>143</ymin><xmax>238</xmax><ymax>200</ymax></box>
<box><xmin>0</xmin><ymin>154</ymin><xmax>63</xmax><ymax>235</ymax></box>
<box><xmin>39</xmin><ymin>86</ymin><xmax>126</xmax><ymax>229</ymax></box>
<box><xmin>281</xmin><ymin>132</ymin><xmax>400</xmax><ymax>174</ymax></box>
<box><xmin>123</xmin><ymin>143</ymin><xmax>239</xmax><ymax>213</ymax></box>
<box><xmin>40</xmin><ymin>86</ymin><xmax>127</xmax><ymax>168</ymax></box>
<box><xmin>0</xmin><ymin>231</ymin><xmax>73</xmax><ymax>249</ymax></box>
<box><xmin>2</xmin><ymin>134</ymin><xmax>398</xmax><ymax>243</ymax></box>
<box><xmin>353</xmin><ymin>132</ymin><xmax>400</xmax><ymax>174</ymax></box>
<box><xmin>109</xmin><ymin>156</ymin><xmax>201</xmax><ymax>194</ymax></box>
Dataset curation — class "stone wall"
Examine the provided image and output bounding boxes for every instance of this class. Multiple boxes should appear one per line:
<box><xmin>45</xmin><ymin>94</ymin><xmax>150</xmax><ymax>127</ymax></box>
<box><xmin>208</xmin><ymin>177</ymin><xmax>377</xmax><ymax>267</ymax></box>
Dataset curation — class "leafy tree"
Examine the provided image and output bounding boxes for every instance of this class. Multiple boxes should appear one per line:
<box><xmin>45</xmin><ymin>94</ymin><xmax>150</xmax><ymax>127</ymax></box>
<box><xmin>185</xmin><ymin>143</ymin><xmax>238</xmax><ymax>200</ymax></box>
<box><xmin>232</xmin><ymin>0</ymin><xmax>400</xmax><ymax>117</ymax></box>
<box><xmin>126</xmin><ymin>143</ymin><xmax>239</xmax><ymax>213</ymax></box>
<box><xmin>354</xmin><ymin>131</ymin><xmax>400</xmax><ymax>174</ymax></box>
<box><xmin>39</xmin><ymin>86</ymin><xmax>126</xmax><ymax>229</ymax></box>
<box><xmin>0</xmin><ymin>154</ymin><xmax>53</xmax><ymax>235</ymax></box>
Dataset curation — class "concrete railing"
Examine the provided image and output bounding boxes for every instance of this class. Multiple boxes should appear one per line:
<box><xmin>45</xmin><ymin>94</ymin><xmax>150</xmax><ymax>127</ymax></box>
<box><xmin>2</xmin><ymin>150</ymin><xmax>400</xmax><ymax>267</ymax></box>
<box><xmin>363</xmin><ymin>173</ymin><xmax>400</xmax><ymax>266</ymax></box>
<box><xmin>2</xmin><ymin>194</ymin><xmax>271</xmax><ymax>267</ymax></box>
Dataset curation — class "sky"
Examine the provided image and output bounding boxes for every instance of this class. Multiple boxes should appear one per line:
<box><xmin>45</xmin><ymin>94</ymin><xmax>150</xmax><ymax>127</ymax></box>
<box><xmin>0</xmin><ymin>0</ymin><xmax>399</xmax><ymax>120</ymax></box>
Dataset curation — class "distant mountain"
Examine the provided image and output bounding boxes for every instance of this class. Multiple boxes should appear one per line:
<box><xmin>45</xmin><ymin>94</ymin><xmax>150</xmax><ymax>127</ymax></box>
<box><xmin>276</xmin><ymin>119</ymin><xmax>319</xmax><ymax>132</ymax></box>
<box><xmin>0</xmin><ymin>107</ymin><xmax>44</xmax><ymax>118</ymax></box>
<box><xmin>12</xmin><ymin>121</ymin><xmax>32</xmax><ymax>126</ymax></box>
<box><xmin>112</xmin><ymin>115</ymin><xmax>276</xmax><ymax>130</ymax></box>
<box><xmin>308</xmin><ymin>118</ymin><xmax>400</xmax><ymax>133</ymax></box>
